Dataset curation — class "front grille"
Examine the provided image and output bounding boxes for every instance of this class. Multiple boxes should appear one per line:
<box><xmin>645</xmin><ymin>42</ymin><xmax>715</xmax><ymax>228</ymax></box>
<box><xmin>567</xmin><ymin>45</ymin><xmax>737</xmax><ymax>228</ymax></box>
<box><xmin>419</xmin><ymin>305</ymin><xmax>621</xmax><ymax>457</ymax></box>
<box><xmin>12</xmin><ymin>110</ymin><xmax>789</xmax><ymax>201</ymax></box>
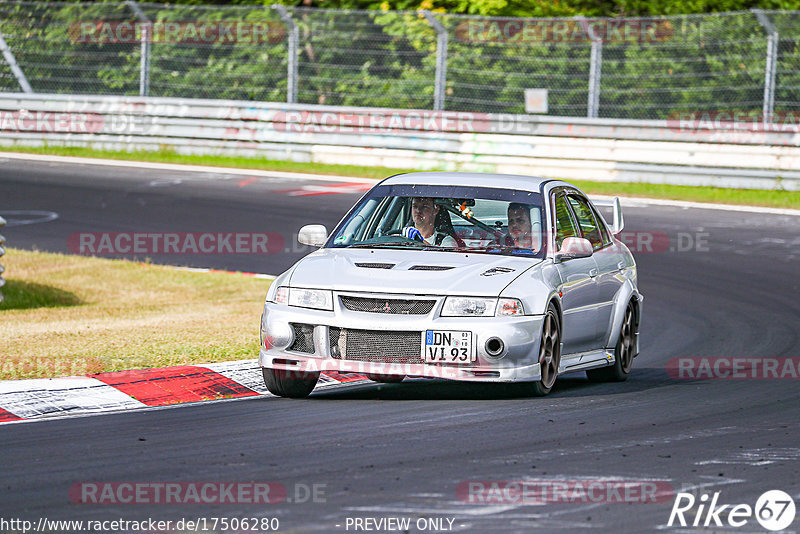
<box><xmin>288</xmin><ymin>323</ymin><xmax>315</xmax><ymax>353</ymax></box>
<box><xmin>329</xmin><ymin>327</ymin><xmax>423</xmax><ymax>364</ymax></box>
<box><xmin>340</xmin><ymin>296</ymin><xmax>435</xmax><ymax>315</ymax></box>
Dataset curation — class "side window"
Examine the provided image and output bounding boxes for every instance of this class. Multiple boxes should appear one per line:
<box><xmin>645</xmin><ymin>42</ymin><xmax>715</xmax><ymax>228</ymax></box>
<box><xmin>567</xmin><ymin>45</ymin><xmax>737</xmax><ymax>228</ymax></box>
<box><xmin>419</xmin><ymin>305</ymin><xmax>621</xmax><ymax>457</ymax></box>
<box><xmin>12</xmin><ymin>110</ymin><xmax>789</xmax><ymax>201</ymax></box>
<box><xmin>567</xmin><ymin>195</ymin><xmax>603</xmax><ymax>250</ymax></box>
<box><xmin>553</xmin><ymin>195</ymin><xmax>579</xmax><ymax>250</ymax></box>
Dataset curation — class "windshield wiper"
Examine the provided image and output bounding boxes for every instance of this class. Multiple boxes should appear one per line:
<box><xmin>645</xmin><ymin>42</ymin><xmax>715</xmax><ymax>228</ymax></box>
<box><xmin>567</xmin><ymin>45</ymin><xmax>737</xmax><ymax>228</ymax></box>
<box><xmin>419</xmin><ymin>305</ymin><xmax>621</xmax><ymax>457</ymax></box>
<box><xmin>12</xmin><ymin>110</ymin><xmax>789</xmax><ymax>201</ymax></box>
<box><xmin>467</xmin><ymin>245</ymin><xmax>538</xmax><ymax>254</ymax></box>
<box><xmin>421</xmin><ymin>246</ymin><xmax>465</xmax><ymax>252</ymax></box>
<box><xmin>347</xmin><ymin>241</ymin><xmax>425</xmax><ymax>249</ymax></box>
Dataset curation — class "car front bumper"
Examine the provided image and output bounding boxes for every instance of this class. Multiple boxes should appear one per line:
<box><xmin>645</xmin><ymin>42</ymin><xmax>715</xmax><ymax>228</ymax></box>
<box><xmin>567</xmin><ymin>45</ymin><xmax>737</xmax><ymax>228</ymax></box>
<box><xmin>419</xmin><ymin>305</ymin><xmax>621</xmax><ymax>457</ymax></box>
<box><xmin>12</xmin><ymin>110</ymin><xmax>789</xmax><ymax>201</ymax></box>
<box><xmin>259</xmin><ymin>294</ymin><xmax>547</xmax><ymax>383</ymax></box>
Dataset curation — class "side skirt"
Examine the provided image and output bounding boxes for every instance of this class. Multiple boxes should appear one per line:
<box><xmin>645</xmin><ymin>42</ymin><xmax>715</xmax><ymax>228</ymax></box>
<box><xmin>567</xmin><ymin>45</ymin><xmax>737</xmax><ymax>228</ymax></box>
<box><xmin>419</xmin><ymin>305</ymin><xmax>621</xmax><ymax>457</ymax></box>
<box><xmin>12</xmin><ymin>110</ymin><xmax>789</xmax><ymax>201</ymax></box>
<box><xmin>560</xmin><ymin>349</ymin><xmax>615</xmax><ymax>374</ymax></box>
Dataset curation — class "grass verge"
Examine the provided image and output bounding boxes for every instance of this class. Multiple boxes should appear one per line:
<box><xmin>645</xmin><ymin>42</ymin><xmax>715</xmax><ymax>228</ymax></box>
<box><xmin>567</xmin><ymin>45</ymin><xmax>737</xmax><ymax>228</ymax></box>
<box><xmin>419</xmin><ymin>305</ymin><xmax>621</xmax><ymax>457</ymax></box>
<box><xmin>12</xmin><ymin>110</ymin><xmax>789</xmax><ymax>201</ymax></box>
<box><xmin>2</xmin><ymin>145</ymin><xmax>799</xmax><ymax>209</ymax></box>
<box><xmin>0</xmin><ymin>248</ymin><xmax>269</xmax><ymax>380</ymax></box>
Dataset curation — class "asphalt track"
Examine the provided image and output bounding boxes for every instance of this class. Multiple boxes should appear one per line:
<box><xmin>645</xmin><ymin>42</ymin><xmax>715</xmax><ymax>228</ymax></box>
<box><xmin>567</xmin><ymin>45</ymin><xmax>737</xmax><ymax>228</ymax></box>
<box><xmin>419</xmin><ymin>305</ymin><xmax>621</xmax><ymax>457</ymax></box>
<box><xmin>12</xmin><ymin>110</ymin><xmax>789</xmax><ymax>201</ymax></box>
<box><xmin>1</xmin><ymin>156</ymin><xmax>800</xmax><ymax>533</ymax></box>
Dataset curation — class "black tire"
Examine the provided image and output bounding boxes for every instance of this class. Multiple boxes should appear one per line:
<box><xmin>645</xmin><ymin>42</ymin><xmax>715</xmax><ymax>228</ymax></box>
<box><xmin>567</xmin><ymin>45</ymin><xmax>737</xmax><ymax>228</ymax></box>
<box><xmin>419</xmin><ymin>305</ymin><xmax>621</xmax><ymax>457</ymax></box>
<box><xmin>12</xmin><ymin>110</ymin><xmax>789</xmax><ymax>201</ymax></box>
<box><xmin>528</xmin><ymin>303</ymin><xmax>561</xmax><ymax>396</ymax></box>
<box><xmin>587</xmin><ymin>301</ymin><xmax>637</xmax><ymax>383</ymax></box>
<box><xmin>366</xmin><ymin>374</ymin><xmax>405</xmax><ymax>383</ymax></box>
<box><xmin>262</xmin><ymin>368</ymin><xmax>320</xmax><ymax>398</ymax></box>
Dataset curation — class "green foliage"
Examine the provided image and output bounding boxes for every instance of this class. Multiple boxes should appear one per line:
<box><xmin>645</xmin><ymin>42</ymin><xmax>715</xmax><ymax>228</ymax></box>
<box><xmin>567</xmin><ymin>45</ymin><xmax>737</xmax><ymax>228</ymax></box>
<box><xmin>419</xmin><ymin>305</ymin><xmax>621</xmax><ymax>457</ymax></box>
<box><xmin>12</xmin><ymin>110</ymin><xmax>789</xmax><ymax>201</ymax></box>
<box><xmin>1</xmin><ymin>2</ymin><xmax>797</xmax><ymax>119</ymax></box>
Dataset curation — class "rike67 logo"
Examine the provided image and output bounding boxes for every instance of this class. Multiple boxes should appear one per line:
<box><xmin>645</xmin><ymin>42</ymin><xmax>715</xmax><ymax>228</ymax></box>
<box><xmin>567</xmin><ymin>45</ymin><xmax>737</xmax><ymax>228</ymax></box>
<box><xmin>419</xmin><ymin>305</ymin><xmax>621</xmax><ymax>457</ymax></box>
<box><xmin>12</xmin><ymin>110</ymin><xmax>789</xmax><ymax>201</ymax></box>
<box><xmin>667</xmin><ymin>490</ymin><xmax>795</xmax><ymax>531</ymax></box>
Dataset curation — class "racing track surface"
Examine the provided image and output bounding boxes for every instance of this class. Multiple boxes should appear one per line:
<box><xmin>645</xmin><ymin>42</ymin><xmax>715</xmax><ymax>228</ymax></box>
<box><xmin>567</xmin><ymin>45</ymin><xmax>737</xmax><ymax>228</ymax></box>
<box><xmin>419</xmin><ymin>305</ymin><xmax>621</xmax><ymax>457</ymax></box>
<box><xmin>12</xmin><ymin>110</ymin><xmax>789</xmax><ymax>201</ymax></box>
<box><xmin>1</xmin><ymin>156</ymin><xmax>799</xmax><ymax>533</ymax></box>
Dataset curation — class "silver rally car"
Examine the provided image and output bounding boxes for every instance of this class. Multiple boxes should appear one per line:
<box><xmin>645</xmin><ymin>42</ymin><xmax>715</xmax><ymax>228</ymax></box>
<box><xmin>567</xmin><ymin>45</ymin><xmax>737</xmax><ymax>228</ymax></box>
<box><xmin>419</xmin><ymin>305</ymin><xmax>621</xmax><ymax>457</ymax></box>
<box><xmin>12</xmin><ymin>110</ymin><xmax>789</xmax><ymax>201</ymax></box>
<box><xmin>259</xmin><ymin>172</ymin><xmax>642</xmax><ymax>397</ymax></box>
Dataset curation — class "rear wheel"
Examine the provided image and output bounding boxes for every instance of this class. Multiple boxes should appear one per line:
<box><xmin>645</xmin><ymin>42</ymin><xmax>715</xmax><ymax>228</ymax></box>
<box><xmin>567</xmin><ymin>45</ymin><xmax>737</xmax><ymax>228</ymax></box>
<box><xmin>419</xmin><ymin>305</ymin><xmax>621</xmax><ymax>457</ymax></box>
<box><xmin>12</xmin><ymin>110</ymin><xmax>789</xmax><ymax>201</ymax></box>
<box><xmin>529</xmin><ymin>303</ymin><xmax>561</xmax><ymax>396</ymax></box>
<box><xmin>366</xmin><ymin>374</ymin><xmax>405</xmax><ymax>383</ymax></box>
<box><xmin>262</xmin><ymin>368</ymin><xmax>319</xmax><ymax>398</ymax></box>
<box><xmin>587</xmin><ymin>301</ymin><xmax>637</xmax><ymax>382</ymax></box>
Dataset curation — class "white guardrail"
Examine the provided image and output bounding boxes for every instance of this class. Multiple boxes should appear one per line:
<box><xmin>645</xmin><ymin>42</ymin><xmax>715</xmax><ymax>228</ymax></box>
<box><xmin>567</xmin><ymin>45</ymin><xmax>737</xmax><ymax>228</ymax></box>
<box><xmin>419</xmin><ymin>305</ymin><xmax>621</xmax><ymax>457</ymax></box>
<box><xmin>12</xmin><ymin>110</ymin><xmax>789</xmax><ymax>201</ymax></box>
<box><xmin>1</xmin><ymin>93</ymin><xmax>799</xmax><ymax>190</ymax></box>
<box><xmin>0</xmin><ymin>215</ymin><xmax>5</xmax><ymax>303</ymax></box>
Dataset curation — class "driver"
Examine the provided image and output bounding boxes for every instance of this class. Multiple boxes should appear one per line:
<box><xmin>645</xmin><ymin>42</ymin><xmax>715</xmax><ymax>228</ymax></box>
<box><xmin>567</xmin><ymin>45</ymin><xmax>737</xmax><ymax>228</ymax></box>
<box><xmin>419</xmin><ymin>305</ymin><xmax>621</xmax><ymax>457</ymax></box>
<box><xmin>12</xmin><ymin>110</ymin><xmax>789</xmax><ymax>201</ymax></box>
<box><xmin>402</xmin><ymin>197</ymin><xmax>457</xmax><ymax>247</ymax></box>
<box><xmin>502</xmin><ymin>203</ymin><xmax>537</xmax><ymax>249</ymax></box>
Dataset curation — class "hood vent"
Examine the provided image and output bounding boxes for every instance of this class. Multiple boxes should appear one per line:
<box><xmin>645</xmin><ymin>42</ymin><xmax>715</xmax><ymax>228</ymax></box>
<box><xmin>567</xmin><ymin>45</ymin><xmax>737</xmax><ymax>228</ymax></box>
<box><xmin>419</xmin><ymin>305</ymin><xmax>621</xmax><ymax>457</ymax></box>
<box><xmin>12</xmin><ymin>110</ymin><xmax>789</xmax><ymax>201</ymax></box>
<box><xmin>481</xmin><ymin>267</ymin><xmax>515</xmax><ymax>276</ymax></box>
<box><xmin>355</xmin><ymin>262</ymin><xmax>395</xmax><ymax>269</ymax></box>
<box><xmin>408</xmin><ymin>265</ymin><xmax>455</xmax><ymax>271</ymax></box>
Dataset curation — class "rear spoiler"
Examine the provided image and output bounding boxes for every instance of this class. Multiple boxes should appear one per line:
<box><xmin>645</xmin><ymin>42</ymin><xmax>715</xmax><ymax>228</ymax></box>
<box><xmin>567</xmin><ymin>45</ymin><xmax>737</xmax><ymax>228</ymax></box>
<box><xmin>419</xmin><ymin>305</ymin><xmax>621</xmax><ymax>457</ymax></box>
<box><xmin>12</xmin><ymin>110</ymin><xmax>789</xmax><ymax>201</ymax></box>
<box><xmin>591</xmin><ymin>197</ymin><xmax>624</xmax><ymax>234</ymax></box>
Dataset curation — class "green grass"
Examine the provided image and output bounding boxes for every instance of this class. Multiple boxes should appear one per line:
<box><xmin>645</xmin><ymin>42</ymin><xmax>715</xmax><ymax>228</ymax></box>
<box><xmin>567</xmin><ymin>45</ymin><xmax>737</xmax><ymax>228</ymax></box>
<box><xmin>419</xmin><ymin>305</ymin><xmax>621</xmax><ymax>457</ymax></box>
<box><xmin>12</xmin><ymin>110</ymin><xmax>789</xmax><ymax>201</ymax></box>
<box><xmin>0</xmin><ymin>248</ymin><xmax>269</xmax><ymax>380</ymax></box>
<box><xmin>2</xmin><ymin>145</ymin><xmax>402</xmax><ymax>180</ymax></box>
<box><xmin>2</xmin><ymin>145</ymin><xmax>799</xmax><ymax>209</ymax></box>
<box><xmin>0</xmin><ymin>279</ymin><xmax>82</xmax><ymax>310</ymax></box>
<box><xmin>568</xmin><ymin>180</ymin><xmax>800</xmax><ymax>210</ymax></box>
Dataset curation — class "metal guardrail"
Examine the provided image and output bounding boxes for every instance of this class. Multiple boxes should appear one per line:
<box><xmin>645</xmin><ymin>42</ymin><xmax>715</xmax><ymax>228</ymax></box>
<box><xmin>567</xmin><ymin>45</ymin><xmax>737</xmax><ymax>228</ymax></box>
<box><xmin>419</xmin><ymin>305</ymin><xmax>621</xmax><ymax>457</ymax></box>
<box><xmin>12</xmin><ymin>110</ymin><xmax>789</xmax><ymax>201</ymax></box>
<box><xmin>0</xmin><ymin>93</ymin><xmax>798</xmax><ymax>191</ymax></box>
<box><xmin>0</xmin><ymin>215</ymin><xmax>6</xmax><ymax>303</ymax></box>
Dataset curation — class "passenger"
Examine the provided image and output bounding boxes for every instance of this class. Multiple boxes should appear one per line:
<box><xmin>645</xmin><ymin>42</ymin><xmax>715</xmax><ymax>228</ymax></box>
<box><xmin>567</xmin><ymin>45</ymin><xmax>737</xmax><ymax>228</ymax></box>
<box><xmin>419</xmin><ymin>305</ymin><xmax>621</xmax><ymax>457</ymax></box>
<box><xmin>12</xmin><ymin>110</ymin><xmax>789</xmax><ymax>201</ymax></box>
<box><xmin>402</xmin><ymin>197</ymin><xmax>457</xmax><ymax>247</ymax></box>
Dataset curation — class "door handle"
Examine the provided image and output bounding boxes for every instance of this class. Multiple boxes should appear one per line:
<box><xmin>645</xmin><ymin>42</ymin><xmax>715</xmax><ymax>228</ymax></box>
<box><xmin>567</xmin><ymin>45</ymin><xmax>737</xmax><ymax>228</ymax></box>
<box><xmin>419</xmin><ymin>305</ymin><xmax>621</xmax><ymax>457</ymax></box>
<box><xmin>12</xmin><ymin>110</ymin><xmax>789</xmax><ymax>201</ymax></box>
<box><xmin>589</xmin><ymin>268</ymin><xmax>598</xmax><ymax>278</ymax></box>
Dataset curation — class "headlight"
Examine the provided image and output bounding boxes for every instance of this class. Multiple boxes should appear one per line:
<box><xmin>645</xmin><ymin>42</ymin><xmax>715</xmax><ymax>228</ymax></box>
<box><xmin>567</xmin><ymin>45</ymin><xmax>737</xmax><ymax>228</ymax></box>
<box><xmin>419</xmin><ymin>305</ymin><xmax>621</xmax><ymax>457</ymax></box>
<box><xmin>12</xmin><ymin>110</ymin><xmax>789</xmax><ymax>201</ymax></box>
<box><xmin>441</xmin><ymin>297</ymin><xmax>497</xmax><ymax>317</ymax></box>
<box><xmin>497</xmin><ymin>298</ymin><xmax>524</xmax><ymax>316</ymax></box>
<box><xmin>288</xmin><ymin>288</ymin><xmax>333</xmax><ymax>311</ymax></box>
<box><xmin>441</xmin><ymin>297</ymin><xmax>525</xmax><ymax>317</ymax></box>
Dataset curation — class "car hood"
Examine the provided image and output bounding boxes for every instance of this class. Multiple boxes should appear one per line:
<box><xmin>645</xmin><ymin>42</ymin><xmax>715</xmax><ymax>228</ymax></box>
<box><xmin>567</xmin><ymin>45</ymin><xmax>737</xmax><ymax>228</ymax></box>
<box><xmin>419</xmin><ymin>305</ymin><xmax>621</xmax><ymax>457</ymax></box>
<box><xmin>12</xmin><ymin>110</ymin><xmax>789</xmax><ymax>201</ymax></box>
<box><xmin>288</xmin><ymin>248</ymin><xmax>542</xmax><ymax>296</ymax></box>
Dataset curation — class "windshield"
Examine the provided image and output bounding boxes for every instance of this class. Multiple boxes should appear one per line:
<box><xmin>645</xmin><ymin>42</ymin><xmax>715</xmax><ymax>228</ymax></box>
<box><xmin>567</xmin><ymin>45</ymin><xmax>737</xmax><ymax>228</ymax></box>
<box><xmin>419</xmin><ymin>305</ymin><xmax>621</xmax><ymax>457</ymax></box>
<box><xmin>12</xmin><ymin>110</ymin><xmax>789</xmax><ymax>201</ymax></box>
<box><xmin>327</xmin><ymin>184</ymin><xmax>545</xmax><ymax>257</ymax></box>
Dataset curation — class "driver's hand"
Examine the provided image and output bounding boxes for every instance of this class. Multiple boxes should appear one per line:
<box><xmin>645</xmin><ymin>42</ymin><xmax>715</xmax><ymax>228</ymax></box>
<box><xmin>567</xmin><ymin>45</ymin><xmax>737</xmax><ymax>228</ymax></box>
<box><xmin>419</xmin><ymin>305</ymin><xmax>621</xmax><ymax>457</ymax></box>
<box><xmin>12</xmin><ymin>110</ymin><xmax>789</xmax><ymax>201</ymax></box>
<box><xmin>402</xmin><ymin>226</ymin><xmax>424</xmax><ymax>242</ymax></box>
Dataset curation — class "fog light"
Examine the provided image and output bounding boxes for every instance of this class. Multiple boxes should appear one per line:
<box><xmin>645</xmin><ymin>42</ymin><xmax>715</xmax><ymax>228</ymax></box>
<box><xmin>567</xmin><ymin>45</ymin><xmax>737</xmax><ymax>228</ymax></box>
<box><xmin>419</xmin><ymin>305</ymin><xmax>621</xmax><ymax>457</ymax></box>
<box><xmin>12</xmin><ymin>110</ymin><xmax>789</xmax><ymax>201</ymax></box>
<box><xmin>485</xmin><ymin>337</ymin><xmax>505</xmax><ymax>357</ymax></box>
<box><xmin>268</xmin><ymin>322</ymin><xmax>294</xmax><ymax>350</ymax></box>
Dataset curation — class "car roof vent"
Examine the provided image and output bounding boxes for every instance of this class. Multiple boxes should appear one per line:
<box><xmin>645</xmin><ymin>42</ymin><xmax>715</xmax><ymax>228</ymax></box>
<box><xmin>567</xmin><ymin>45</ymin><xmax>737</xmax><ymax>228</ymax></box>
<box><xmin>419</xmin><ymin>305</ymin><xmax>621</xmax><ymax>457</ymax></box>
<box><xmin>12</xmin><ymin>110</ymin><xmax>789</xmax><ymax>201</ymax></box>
<box><xmin>408</xmin><ymin>265</ymin><xmax>455</xmax><ymax>271</ymax></box>
<box><xmin>355</xmin><ymin>262</ymin><xmax>395</xmax><ymax>269</ymax></box>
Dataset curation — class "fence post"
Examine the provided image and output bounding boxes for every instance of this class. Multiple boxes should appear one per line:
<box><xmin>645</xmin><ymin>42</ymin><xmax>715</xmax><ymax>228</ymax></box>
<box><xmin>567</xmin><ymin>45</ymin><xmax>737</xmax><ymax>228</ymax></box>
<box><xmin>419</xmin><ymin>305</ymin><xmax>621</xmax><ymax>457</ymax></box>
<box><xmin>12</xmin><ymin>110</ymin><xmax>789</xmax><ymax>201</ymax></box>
<box><xmin>0</xmin><ymin>30</ymin><xmax>33</xmax><ymax>93</ymax></box>
<box><xmin>421</xmin><ymin>10</ymin><xmax>447</xmax><ymax>111</ymax></box>
<box><xmin>272</xmin><ymin>5</ymin><xmax>298</xmax><ymax>104</ymax></box>
<box><xmin>578</xmin><ymin>17</ymin><xmax>602</xmax><ymax>119</ymax></box>
<box><xmin>126</xmin><ymin>1</ymin><xmax>151</xmax><ymax>97</ymax></box>
<box><xmin>0</xmin><ymin>215</ymin><xmax>6</xmax><ymax>303</ymax></box>
<box><xmin>752</xmin><ymin>9</ymin><xmax>778</xmax><ymax>124</ymax></box>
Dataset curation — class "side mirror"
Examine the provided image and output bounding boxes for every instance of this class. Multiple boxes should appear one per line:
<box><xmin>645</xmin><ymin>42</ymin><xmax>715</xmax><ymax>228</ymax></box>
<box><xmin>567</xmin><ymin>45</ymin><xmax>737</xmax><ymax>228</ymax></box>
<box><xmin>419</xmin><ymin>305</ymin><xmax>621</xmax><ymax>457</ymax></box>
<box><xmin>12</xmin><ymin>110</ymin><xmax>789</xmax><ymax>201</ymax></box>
<box><xmin>591</xmin><ymin>197</ymin><xmax>624</xmax><ymax>234</ymax></box>
<box><xmin>555</xmin><ymin>237</ymin><xmax>593</xmax><ymax>263</ymax></box>
<box><xmin>298</xmin><ymin>224</ymin><xmax>328</xmax><ymax>247</ymax></box>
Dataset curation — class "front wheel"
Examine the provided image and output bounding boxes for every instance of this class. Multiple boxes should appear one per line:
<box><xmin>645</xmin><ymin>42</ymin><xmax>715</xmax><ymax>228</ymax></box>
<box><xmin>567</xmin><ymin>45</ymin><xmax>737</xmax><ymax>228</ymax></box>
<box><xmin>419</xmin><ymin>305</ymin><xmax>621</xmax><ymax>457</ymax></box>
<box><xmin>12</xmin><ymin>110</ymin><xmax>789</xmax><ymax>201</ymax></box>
<box><xmin>262</xmin><ymin>368</ymin><xmax>319</xmax><ymax>398</ymax></box>
<box><xmin>528</xmin><ymin>303</ymin><xmax>561</xmax><ymax>396</ymax></box>
<box><xmin>587</xmin><ymin>302</ymin><xmax>637</xmax><ymax>383</ymax></box>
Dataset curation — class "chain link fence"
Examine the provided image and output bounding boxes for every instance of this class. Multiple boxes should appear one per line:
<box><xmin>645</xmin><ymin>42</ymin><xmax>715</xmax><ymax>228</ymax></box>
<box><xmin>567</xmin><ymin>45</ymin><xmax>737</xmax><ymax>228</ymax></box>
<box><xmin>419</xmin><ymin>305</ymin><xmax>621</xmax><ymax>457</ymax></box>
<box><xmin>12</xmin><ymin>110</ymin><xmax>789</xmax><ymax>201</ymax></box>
<box><xmin>0</xmin><ymin>1</ymin><xmax>798</xmax><ymax>120</ymax></box>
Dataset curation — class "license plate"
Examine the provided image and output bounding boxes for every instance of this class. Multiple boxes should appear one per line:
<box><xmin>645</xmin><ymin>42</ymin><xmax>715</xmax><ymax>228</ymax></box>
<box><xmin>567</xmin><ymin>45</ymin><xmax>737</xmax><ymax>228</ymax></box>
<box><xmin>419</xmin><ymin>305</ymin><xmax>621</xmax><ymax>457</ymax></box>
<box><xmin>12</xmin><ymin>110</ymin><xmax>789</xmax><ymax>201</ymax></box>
<box><xmin>423</xmin><ymin>330</ymin><xmax>475</xmax><ymax>364</ymax></box>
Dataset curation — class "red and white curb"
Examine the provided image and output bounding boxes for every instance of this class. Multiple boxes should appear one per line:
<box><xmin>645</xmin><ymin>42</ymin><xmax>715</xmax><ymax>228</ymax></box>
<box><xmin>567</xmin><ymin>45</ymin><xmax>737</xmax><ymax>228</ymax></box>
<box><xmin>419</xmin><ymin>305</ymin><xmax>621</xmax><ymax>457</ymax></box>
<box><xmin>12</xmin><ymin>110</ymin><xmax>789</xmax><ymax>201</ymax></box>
<box><xmin>0</xmin><ymin>360</ymin><xmax>369</xmax><ymax>424</ymax></box>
